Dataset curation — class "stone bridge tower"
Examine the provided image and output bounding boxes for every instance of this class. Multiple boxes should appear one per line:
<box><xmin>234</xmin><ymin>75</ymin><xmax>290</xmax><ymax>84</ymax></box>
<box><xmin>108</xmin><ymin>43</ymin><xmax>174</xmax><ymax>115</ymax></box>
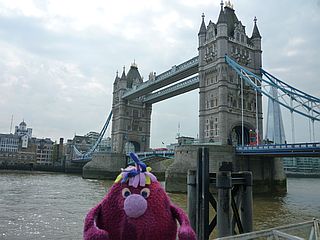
<box><xmin>111</xmin><ymin>64</ymin><xmax>152</xmax><ymax>153</ymax></box>
<box><xmin>198</xmin><ymin>1</ymin><xmax>263</xmax><ymax>145</ymax></box>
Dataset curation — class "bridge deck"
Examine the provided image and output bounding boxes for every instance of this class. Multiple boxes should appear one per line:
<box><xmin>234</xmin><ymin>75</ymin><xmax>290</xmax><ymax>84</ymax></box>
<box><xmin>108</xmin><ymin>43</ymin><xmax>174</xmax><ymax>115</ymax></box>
<box><xmin>122</xmin><ymin>56</ymin><xmax>198</xmax><ymax>100</ymax></box>
<box><xmin>236</xmin><ymin>142</ymin><xmax>320</xmax><ymax>157</ymax></box>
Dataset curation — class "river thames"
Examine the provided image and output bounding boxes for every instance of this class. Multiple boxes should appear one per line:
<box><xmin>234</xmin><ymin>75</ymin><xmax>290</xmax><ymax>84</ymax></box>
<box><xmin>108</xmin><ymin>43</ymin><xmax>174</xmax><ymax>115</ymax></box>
<box><xmin>0</xmin><ymin>170</ymin><xmax>319</xmax><ymax>240</ymax></box>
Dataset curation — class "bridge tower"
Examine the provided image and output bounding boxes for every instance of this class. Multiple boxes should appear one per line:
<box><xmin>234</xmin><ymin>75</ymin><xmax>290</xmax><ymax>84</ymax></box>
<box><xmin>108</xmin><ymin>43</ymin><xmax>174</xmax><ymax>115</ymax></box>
<box><xmin>111</xmin><ymin>64</ymin><xmax>152</xmax><ymax>154</ymax></box>
<box><xmin>198</xmin><ymin>1</ymin><xmax>263</xmax><ymax>145</ymax></box>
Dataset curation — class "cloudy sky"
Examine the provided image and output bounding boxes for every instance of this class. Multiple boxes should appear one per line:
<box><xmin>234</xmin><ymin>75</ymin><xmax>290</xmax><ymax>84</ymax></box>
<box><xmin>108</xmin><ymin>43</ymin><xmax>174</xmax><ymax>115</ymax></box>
<box><xmin>0</xmin><ymin>0</ymin><xmax>319</xmax><ymax>147</ymax></box>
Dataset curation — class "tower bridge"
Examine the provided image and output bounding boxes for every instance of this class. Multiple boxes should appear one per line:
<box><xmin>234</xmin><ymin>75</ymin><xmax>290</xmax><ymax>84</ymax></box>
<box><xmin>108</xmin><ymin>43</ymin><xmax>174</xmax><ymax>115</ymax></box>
<box><xmin>79</xmin><ymin>2</ymin><xmax>320</xmax><ymax>193</ymax></box>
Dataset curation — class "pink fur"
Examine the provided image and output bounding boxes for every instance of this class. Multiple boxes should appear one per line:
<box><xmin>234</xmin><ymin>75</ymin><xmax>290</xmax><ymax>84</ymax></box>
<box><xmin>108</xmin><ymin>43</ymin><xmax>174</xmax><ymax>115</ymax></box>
<box><xmin>83</xmin><ymin>181</ymin><xmax>196</xmax><ymax>240</ymax></box>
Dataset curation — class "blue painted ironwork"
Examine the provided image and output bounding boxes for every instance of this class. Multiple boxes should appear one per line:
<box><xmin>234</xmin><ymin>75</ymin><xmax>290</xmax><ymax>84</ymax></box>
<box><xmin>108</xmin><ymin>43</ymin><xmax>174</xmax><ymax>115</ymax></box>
<box><xmin>225</xmin><ymin>55</ymin><xmax>320</xmax><ymax>121</ymax></box>
<box><xmin>155</xmin><ymin>56</ymin><xmax>198</xmax><ymax>82</ymax></box>
<box><xmin>143</xmin><ymin>75</ymin><xmax>199</xmax><ymax>104</ymax></box>
<box><xmin>236</xmin><ymin>142</ymin><xmax>320</xmax><ymax>157</ymax></box>
<box><xmin>122</xmin><ymin>56</ymin><xmax>199</xmax><ymax>100</ymax></box>
<box><xmin>72</xmin><ymin>110</ymin><xmax>113</xmax><ymax>162</ymax></box>
<box><xmin>127</xmin><ymin>150</ymin><xmax>175</xmax><ymax>164</ymax></box>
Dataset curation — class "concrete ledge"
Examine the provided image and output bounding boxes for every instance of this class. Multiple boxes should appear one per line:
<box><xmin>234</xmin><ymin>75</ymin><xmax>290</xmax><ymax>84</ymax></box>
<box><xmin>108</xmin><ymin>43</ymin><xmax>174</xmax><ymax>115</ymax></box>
<box><xmin>165</xmin><ymin>144</ymin><xmax>235</xmax><ymax>193</ymax></box>
<box><xmin>82</xmin><ymin>152</ymin><xmax>126</xmax><ymax>180</ymax></box>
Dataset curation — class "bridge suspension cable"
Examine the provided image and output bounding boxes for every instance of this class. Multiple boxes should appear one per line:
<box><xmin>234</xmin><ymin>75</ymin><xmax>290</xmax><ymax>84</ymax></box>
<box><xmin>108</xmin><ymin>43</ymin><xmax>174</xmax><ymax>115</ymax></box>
<box><xmin>225</xmin><ymin>55</ymin><xmax>320</xmax><ymax>122</ymax></box>
<box><xmin>73</xmin><ymin>110</ymin><xmax>113</xmax><ymax>161</ymax></box>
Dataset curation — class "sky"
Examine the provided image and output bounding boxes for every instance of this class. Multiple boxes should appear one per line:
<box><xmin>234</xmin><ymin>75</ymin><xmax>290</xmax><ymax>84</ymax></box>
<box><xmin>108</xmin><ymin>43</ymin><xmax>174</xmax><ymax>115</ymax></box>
<box><xmin>0</xmin><ymin>0</ymin><xmax>319</xmax><ymax>147</ymax></box>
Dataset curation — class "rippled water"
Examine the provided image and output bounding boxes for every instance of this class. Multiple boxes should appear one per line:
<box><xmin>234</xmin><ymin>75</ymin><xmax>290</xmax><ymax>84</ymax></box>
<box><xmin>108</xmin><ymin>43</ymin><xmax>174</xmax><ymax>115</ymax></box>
<box><xmin>0</xmin><ymin>170</ymin><xmax>319</xmax><ymax>239</ymax></box>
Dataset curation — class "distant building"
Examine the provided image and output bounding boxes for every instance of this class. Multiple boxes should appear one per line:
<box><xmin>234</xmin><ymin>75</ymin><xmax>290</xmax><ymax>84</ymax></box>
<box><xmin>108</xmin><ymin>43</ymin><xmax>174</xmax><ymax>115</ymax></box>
<box><xmin>0</xmin><ymin>134</ymin><xmax>19</xmax><ymax>152</ymax></box>
<box><xmin>15</xmin><ymin>120</ymin><xmax>32</xmax><ymax>138</ymax></box>
<box><xmin>52</xmin><ymin>138</ymin><xmax>65</xmax><ymax>167</ymax></box>
<box><xmin>0</xmin><ymin>121</ymin><xmax>54</xmax><ymax>167</ymax></box>
<box><xmin>34</xmin><ymin>138</ymin><xmax>54</xmax><ymax>166</ymax></box>
<box><xmin>283</xmin><ymin>157</ymin><xmax>320</xmax><ymax>173</ymax></box>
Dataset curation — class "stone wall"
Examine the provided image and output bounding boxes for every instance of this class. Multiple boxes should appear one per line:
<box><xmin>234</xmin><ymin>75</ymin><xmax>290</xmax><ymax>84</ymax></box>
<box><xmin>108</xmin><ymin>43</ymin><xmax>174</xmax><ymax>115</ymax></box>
<box><xmin>165</xmin><ymin>144</ymin><xmax>286</xmax><ymax>193</ymax></box>
<box><xmin>82</xmin><ymin>152</ymin><xmax>126</xmax><ymax>179</ymax></box>
<box><xmin>165</xmin><ymin>144</ymin><xmax>235</xmax><ymax>192</ymax></box>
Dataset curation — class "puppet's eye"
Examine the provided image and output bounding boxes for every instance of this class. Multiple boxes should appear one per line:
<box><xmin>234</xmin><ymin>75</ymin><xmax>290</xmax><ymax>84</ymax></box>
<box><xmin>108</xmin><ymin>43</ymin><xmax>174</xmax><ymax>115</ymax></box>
<box><xmin>122</xmin><ymin>188</ymin><xmax>131</xmax><ymax>198</ymax></box>
<box><xmin>140</xmin><ymin>188</ymin><xmax>150</xmax><ymax>199</ymax></box>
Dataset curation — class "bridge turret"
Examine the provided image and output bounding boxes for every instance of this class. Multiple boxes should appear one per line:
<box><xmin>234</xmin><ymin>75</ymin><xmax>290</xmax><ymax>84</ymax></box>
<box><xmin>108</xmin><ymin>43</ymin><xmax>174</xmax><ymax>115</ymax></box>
<box><xmin>198</xmin><ymin>13</ymin><xmax>206</xmax><ymax>46</ymax></box>
<box><xmin>216</xmin><ymin>1</ymin><xmax>228</xmax><ymax>59</ymax></box>
<box><xmin>250</xmin><ymin>17</ymin><xmax>262</xmax><ymax>69</ymax></box>
<box><xmin>216</xmin><ymin>1</ymin><xmax>227</xmax><ymax>36</ymax></box>
<box><xmin>198</xmin><ymin>13</ymin><xmax>207</xmax><ymax>68</ymax></box>
<box><xmin>111</xmin><ymin>63</ymin><xmax>152</xmax><ymax>154</ymax></box>
<box><xmin>198</xmin><ymin>1</ymin><xmax>263</xmax><ymax>145</ymax></box>
<box><xmin>126</xmin><ymin>62</ymin><xmax>143</xmax><ymax>89</ymax></box>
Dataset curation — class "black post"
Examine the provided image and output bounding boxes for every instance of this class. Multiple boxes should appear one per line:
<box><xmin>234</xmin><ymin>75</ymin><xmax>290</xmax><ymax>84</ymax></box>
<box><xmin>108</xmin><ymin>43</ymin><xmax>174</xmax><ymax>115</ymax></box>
<box><xmin>217</xmin><ymin>171</ymin><xmax>232</xmax><ymax>238</ymax></box>
<box><xmin>196</xmin><ymin>148</ymin><xmax>203</xmax><ymax>239</ymax></box>
<box><xmin>240</xmin><ymin>171</ymin><xmax>253</xmax><ymax>233</ymax></box>
<box><xmin>187</xmin><ymin>170</ymin><xmax>197</xmax><ymax>231</ymax></box>
<box><xmin>202</xmin><ymin>147</ymin><xmax>209</xmax><ymax>240</ymax></box>
<box><xmin>196</xmin><ymin>147</ymin><xmax>209</xmax><ymax>240</ymax></box>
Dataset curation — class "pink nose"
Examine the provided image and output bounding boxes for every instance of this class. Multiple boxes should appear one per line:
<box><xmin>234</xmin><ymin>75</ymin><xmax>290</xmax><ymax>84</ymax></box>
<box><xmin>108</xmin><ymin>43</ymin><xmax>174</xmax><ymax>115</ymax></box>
<box><xmin>124</xmin><ymin>194</ymin><xmax>147</xmax><ymax>218</ymax></box>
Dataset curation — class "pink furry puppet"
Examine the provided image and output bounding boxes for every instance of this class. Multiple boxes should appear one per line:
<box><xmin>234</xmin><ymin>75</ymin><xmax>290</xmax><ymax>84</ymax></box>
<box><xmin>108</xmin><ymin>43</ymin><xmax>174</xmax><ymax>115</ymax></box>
<box><xmin>83</xmin><ymin>152</ymin><xmax>196</xmax><ymax>240</ymax></box>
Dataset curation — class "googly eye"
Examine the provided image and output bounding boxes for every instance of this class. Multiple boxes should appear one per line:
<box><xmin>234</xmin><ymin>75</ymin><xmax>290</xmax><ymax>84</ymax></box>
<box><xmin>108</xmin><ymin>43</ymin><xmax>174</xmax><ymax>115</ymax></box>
<box><xmin>140</xmin><ymin>188</ymin><xmax>150</xmax><ymax>199</ymax></box>
<box><xmin>122</xmin><ymin>188</ymin><xmax>131</xmax><ymax>198</ymax></box>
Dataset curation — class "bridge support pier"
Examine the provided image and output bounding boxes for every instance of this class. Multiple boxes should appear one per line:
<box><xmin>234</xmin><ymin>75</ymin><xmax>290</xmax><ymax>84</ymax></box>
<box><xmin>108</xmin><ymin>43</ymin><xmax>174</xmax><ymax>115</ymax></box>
<box><xmin>236</xmin><ymin>156</ymin><xmax>287</xmax><ymax>193</ymax></box>
<box><xmin>165</xmin><ymin>144</ymin><xmax>287</xmax><ymax>194</ymax></box>
<box><xmin>82</xmin><ymin>152</ymin><xmax>126</xmax><ymax>180</ymax></box>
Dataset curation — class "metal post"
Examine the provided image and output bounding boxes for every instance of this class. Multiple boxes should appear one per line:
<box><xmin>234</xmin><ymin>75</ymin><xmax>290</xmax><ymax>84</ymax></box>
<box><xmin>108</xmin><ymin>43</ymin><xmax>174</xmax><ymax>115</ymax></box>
<box><xmin>240</xmin><ymin>172</ymin><xmax>253</xmax><ymax>233</ymax></box>
<box><xmin>312</xmin><ymin>120</ymin><xmax>315</xmax><ymax>142</ymax></box>
<box><xmin>255</xmin><ymin>78</ymin><xmax>259</xmax><ymax>145</ymax></box>
<box><xmin>311</xmin><ymin>102</ymin><xmax>315</xmax><ymax>142</ymax></box>
<box><xmin>202</xmin><ymin>147</ymin><xmax>209</xmax><ymax>240</ymax></box>
<box><xmin>187</xmin><ymin>170</ymin><xmax>197</xmax><ymax>231</ymax></box>
<box><xmin>196</xmin><ymin>149</ymin><xmax>202</xmax><ymax>239</ymax></box>
<box><xmin>217</xmin><ymin>171</ymin><xmax>232</xmax><ymax>238</ymax></box>
<box><xmin>308</xmin><ymin>107</ymin><xmax>312</xmax><ymax>142</ymax></box>
<box><xmin>241</xmin><ymin>76</ymin><xmax>244</xmax><ymax>146</ymax></box>
<box><xmin>290</xmin><ymin>97</ymin><xmax>295</xmax><ymax>143</ymax></box>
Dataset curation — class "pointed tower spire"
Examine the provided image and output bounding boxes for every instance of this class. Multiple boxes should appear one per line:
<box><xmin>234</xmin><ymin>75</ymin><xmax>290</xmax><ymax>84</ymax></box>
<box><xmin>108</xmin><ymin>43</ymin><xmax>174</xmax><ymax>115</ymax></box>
<box><xmin>251</xmin><ymin>16</ymin><xmax>261</xmax><ymax>39</ymax></box>
<box><xmin>198</xmin><ymin>13</ymin><xmax>206</xmax><ymax>36</ymax></box>
<box><xmin>217</xmin><ymin>0</ymin><xmax>226</xmax><ymax>24</ymax></box>
<box><xmin>121</xmin><ymin>65</ymin><xmax>126</xmax><ymax>79</ymax></box>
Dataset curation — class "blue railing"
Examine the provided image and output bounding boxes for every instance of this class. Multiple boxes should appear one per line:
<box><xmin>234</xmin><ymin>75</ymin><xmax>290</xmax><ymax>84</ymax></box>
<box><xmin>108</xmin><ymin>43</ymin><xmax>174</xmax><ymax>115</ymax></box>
<box><xmin>122</xmin><ymin>56</ymin><xmax>199</xmax><ymax>99</ymax></box>
<box><xmin>127</xmin><ymin>150</ymin><xmax>175</xmax><ymax>164</ymax></box>
<box><xmin>236</xmin><ymin>142</ymin><xmax>320</xmax><ymax>156</ymax></box>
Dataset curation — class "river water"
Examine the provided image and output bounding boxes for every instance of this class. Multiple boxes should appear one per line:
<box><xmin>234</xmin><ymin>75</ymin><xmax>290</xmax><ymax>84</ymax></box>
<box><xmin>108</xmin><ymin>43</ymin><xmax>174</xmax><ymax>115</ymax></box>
<box><xmin>0</xmin><ymin>170</ymin><xmax>319</xmax><ymax>240</ymax></box>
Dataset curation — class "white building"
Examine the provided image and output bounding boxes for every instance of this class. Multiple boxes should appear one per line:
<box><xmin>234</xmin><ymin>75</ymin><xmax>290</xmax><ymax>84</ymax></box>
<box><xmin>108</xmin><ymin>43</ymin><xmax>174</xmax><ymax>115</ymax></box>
<box><xmin>0</xmin><ymin>134</ymin><xmax>19</xmax><ymax>152</ymax></box>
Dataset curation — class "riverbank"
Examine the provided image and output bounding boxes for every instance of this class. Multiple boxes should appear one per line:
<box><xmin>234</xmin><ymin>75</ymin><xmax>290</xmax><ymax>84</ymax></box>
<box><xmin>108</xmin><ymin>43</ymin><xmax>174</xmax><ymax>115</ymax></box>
<box><xmin>0</xmin><ymin>162</ymin><xmax>85</xmax><ymax>174</ymax></box>
<box><xmin>286</xmin><ymin>172</ymin><xmax>320</xmax><ymax>178</ymax></box>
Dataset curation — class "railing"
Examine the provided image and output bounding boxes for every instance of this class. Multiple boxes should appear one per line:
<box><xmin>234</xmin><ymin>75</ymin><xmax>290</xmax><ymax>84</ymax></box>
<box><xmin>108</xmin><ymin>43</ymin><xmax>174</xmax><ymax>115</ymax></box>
<box><xmin>127</xmin><ymin>150</ymin><xmax>175</xmax><ymax>164</ymax></box>
<box><xmin>236</xmin><ymin>142</ymin><xmax>320</xmax><ymax>156</ymax></box>
<box><xmin>143</xmin><ymin>75</ymin><xmax>199</xmax><ymax>103</ymax></box>
<box><xmin>122</xmin><ymin>56</ymin><xmax>199</xmax><ymax>99</ymax></box>
<box><xmin>155</xmin><ymin>56</ymin><xmax>199</xmax><ymax>82</ymax></box>
<box><xmin>216</xmin><ymin>218</ymin><xmax>320</xmax><ymax>240</ymax></box>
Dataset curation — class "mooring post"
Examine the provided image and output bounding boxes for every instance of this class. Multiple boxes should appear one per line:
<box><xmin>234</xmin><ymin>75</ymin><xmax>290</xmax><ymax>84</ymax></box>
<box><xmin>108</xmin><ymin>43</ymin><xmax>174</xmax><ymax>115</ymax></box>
<box><xmin>196</xmin><ymin>147</ymin><xmax>209</xmax><ymax>240</ymax></box>
<box><xmin>187</xmin><ymin>169</ymin><xmax>197</xmax><ymax>231</ymax></box>
<box><xmin>202</xmin><ymin>147</ymin><xmax>209</xmax><ymax>240</ymax></box>
<box><xmin>240</xmin><ymin>171</ymin><xmax>253</xmax><ymax>233</ymax></box>
<box><xmin>217</xmin><ymin>171</ymin><xmax>232</xmax><ymax>238</ymax></box>
<box><xmin>196</xmin><ymin>149</ymin><xmax>202</xmax><ymax>239</ymax></box>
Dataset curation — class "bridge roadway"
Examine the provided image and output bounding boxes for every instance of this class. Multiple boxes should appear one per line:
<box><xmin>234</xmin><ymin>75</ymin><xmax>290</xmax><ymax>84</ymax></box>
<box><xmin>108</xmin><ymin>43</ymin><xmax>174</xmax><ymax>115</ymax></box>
<box><xmin>122</xmin><ymin>56</ymin><xmax>199</xmax><ymax>101</ymax></box>
<box><xmin>132</xmin><ymin>142</ymin><xmax>320</xmax><ymax>161</ymax></box>
<box><xmin>236</xmin><ymin>142</ymin><xmax>320</xmax><ymax>157</ymax></box>
<box><xmin>73</xmin><ymin>142</ymin><xmax>320</xmax><ymax>164</ymax></box>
